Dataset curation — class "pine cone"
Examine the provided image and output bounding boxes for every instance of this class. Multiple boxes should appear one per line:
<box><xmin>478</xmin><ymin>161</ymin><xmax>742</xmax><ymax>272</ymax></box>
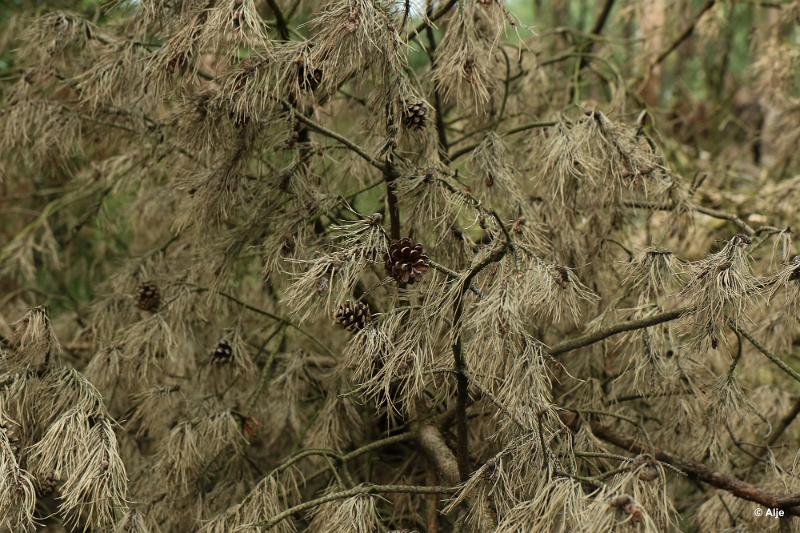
<box><xmin>37</xmin><ymin>473</ymin><xmax>60</xmax><ymax>495</ymax></box>
<box><xmin>298</xmin><ymin>63</ymin><xmax>323</xmax><ymax>91</ymax></box>
<box><xmin>135</xmin><ymin>283</ymin><xmax>161</xmax><ymax>313</ymax></box>
<box><xmin>211</xmin><ymin>340</ymin><xmax>233</xmax><ymax>364</ymax></box>
<box><xmin>384</xmin><ymin>238</ymin><xmax>430</xmax><ymax>284</ymax></box>
<box><xmin>335</xmin><ymin>301</ymin><xmax>371</xmax><ymax>332</ymax></box>
<box><xmin>402</xmin><ymin>102</ymin><xmax>428</xmax><ymax>130</ymax></box>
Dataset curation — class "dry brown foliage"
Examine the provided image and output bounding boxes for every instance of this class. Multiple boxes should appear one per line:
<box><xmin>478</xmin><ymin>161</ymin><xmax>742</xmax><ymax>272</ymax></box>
<box><xmin>1</xmin><ymin>0</ymin><xmax>800</xmax><ymax>531</ymax></box>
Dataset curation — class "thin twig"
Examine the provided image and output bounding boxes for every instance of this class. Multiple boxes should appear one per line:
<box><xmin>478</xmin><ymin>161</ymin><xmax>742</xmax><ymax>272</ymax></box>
<box><xmin>572</xmin><ymin>0</ymin><xmax>616</xmax><ymax>98</ymax></box>
<box><xmin>627</xmin><ymin>200</ymin><xmax>756</xmax><ymax>235</ymax></box>
<box><xmin>287</xmin><ymin>106</ymin><xmax>386</xmax><ymax>172</ymax></box>
<box><xmin>410</xmin><ymin>0</ymin><xmax>459</xmax><ymax>38</ymax></box>
<box><xmin>550</xmin><ymin>307</ymin><xmax>690</xmax><ymax>356</ymax></box>
<box><xmin>188</xmin><ymin>285</ymin><xmax>336</xmax><ymax>358</ymax></box>
<box><xmin>650</xmin><ymin>0</ymin><xmax>716</xmax><ymax>69</ymax></box>
<box><xmin>745</xmin><ymin>397</ymin><xmax>800</xmax><ymax>472</ymax></box>
<box><xmin>731</xmin><ymin>323</ymin><xmax>800</xmax><ymax>385</ymax></box>
<box><xmin>449</xmin><ymin>120</ymin><xmax>556</xmax><ymax>160</ymax></box>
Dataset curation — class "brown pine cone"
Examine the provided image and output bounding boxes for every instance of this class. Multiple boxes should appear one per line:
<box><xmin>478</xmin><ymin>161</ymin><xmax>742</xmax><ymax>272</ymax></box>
<box><xmin>335</xmin><ymin>301</ymin><xmax>371</xmax><ymax>332</ymax></box>
<box><xmin>211</xmin><ymin>340</ymin><xmax>234</xmax><ymax>365</ymax></box>
<box><xmin>384</xmin><ymin>238</ymin><xmax>430</xmax><ymax>284</ymax></box>
<box><xmin>402</xmin><ymin>102</ymin><xmax>428</xmax><ymax>130</ymax></box>
<box><xmin>298</xmin><ymin>63</ymin><xmax>323</xmax><ymax>91</ymax></box>
<box><xmin>135</xmin><ymin>283</ymin><xmax>161</xmax><ymax>313</ymax></box>
<box><xmin>37</xmin><ymin>473</ymin><xmax>61</xmax><ymax>495</ymax></box>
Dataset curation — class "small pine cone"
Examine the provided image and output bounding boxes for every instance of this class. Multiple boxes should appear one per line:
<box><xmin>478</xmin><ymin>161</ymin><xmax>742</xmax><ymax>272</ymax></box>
<box><xmin>280</xmin><ymin>233</ymin><xmax>296</xmax><ymax>255</ymax></box>
<box><xmin>135</xmin><ymin>283</ymin><xmax>161</xmax><ymax>313</ymax></box>
<box><xmin>37</xmin><ymin>473</ymin><xmax>60</xmax><ymax>495</ymax></box>
<box><xmin>335</xmin><ymin>301</ymin><xmax>371</xmax><ymax>332</ymax></box>
<box><xmin>402</xmin><ymin>102</ymin><xmax>428</xmax><ymax>130</ymax></box>
<box><xmin>554</xmin><ymin>266</ymin><xmax>571</xmax><ymax>289</ymax></box>
<box><xmin>211</xmin><ymin>340</ymin><xmax>233</xmax><ymax>365</ymax></box>
<box><xmin>298</xmin><ymin>63</ymin><xmax>323</xmax><ymax>91</ymax></box>
<box><xmin>384</xmin><ymin>238</ymin><xmax>430</xmax><ymax>284</ymax></box>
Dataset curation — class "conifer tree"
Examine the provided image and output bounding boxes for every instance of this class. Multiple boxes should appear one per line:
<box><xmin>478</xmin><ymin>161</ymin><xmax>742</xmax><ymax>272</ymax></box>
<box><xmin>1</xmin><ymin>1</ymin><xmax>800</xmax><ymax>531</ymax></box>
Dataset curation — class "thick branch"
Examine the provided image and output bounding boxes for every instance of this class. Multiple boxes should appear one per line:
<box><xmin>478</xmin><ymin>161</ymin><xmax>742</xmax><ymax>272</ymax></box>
<box><xmin>416</xmin><ymin>424</ymin><xmax>462</xmax><ymax>485</ymax></box>
<box><xmin>591</xmin><ymin>424</ymin><xmax>800</xmax><ymax>514</ymax></box>
<box><xmin>451</xmin><ymin>244</ymin><xmax>509</xmax><ymax>479</ymax></box>
<box><xmin>415</xmin><ymin>423</ymin><xmax>498</xmax><ymax>528</ymax></box>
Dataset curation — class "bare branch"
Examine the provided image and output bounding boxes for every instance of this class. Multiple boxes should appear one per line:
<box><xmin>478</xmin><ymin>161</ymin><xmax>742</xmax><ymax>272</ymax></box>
<box><xmin>550</xmin><ymin>307</ymin><xmax>690</xmax><ymax>356</ymax></box>
<box><xmin>591</xmin><ymin>424</ymin><xmax>800</xmax><ymax>515</ymax></box>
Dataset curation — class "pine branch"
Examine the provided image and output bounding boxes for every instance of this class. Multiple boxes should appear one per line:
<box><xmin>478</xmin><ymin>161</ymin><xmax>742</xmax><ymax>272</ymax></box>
<box><xmin>384</xmin><ymin>166</ymin><xmax>402</xmax><ymax>240</ymax></box>
<box><xmin>550</xmin><ymin>307</ymin><xmax>690</xmax><ymax>356</ymax></box>
<box><xmin>423</xmin><ymin>3</ymin><xmax>450</xmax><ymax>161</ymax></box>
<box><xmin>590</xmin><ymin>423</ymin><xmax>800</xmax><ymax>515</ymax></box>
<box><xmin>258</xmin><ymin>483</ymin><xmax>456</xmax><ymax>529</ymax></box>
<box><xmin>625</xmin><ymin>200</ymin><xmax>756</xmax><ymax>235</ymax></box>
<box><xmin>287</xmin><ymin>107</ymin><xmax>386</xmax><ymax>172</ymax></box>
<box><xmin>731</xmin><ymin>323</ymin><xmax>800</xmax><ymax>384</ymax></box>
<box><xmin>450</xmin><ymin>244</ymin><xmax>510</xmax><ymax>479</ymax></box>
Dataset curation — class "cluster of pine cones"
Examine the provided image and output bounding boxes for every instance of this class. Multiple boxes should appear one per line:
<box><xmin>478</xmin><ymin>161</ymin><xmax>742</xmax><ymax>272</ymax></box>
<box><xmin>334</xmin><ymin>237</ymin><xmax>431</xmax><ymax>331</ymax></box>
